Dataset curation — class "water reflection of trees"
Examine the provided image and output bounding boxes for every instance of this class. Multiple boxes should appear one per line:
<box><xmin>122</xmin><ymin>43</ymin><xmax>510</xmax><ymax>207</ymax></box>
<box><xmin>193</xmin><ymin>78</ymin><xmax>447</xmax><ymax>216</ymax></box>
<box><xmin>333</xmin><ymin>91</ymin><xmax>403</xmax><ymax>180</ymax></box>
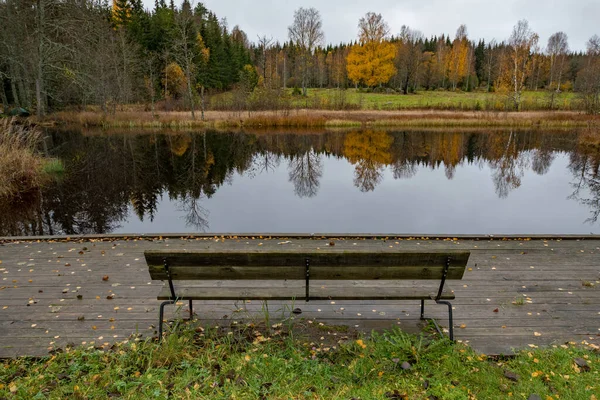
<box><xmin>568</xmin><ymin>132</ymin><xmax>600</xmax><ymax>223</ymax></box>
<box><xmin>487</xmin><ymin>132</ymin><xmax>527</xmax><ymax>199</ymax></box>
<box><xmin>288</xmin><ymin>151</ymin><xmax>323</xmax><ymax>198</ymax></box>
<box><xmin>343</xmin><ymin>131</ymin><xmax>393</xmax><ymax>192</ymax></box>
<box><xmin>1</xmin><ymin>129</ymin><xmax>595</xmax><ymax>236</ymax></box>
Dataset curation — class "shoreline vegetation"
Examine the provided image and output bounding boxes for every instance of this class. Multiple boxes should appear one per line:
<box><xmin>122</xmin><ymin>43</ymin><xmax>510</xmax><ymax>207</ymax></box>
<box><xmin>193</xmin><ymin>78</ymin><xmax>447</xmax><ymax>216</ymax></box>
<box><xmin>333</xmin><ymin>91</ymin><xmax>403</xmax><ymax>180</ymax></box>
<box><xmin>41</xmin><ymin>109</ymin><xmax>600</xmax><ymax>131</ymax></box>
<box><xmin>0</xmin><ymin>119</ymin><xmax>63</xmax><ymax>204</ymax></box>
<box><xmin>33</xmin><ymin>89</ymin><xmax>600</xmax><ymax>131</ymax></box>
<box><xmin>1</xmin><ymin>324</ymin><xmax>598</xmax><ymax>399</ymax></box>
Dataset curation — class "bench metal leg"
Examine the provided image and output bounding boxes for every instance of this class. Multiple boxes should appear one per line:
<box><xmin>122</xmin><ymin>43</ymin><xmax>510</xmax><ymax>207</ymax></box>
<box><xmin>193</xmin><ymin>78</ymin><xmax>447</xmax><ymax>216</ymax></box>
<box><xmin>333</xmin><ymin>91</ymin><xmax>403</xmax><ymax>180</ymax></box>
<box><xmin>419</xmin><ymin>300</ymin><xmax>455</xmax><ymax>341</ymax></box>
<box><xmin>436</xmin><ymin>300</ymin><xmax>454</xmax><ymax>341</ymax></box>
<box><xmin>158</xmin><ymin>300</ymin><xmax>176</xmax><ymax>341</ymax></box>
<box><xmin>189</xmin><ymin>300</ymin><xmax>193</xmax><ymax>320</ymax></box>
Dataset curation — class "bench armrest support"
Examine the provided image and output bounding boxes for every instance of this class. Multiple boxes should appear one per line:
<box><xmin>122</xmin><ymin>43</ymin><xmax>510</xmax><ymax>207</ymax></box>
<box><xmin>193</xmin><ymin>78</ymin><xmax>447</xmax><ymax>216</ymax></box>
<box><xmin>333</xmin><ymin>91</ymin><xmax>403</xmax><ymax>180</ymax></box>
<box><xmin>434</xmin><ymin>256</ymin><xmax>451</xmax><ymax>301</ymax></box>
<box><xmin>305</xmin><ymin>258</ymin><xmax>310</xmax><ymax>302</ymax></box>
<box><xmin>164</xmin><ymin>258</ymin><xmax>177</xmax><ymax>299</ymax></box>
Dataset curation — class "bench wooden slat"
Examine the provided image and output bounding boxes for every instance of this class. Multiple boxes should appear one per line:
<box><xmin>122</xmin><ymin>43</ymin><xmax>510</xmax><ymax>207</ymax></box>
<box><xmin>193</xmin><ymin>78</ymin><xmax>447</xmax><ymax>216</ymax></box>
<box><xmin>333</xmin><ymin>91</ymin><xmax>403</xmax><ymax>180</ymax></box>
<box><xmin>310</xmin><ymin>266</ymin><xmax>462</xmax><ymax>280</ymax></box>
<box><xmin>157</xmin><ymin>286</ymin><xmax>456</xmax><ymax>301</ymax></box>
<box><xmin>146</xmin><ymin>251</ymin><xmax>470</xmax><ymax>281</ymax></box>
<box><xmin>155</xmin><ymin>266</ymin><xmax>305</xmax><ymax>281</ymax></box>
<box><xmin>151</xmin><ymin>265</ymin><xmax>464</xmax><ymax>280</ymax></box>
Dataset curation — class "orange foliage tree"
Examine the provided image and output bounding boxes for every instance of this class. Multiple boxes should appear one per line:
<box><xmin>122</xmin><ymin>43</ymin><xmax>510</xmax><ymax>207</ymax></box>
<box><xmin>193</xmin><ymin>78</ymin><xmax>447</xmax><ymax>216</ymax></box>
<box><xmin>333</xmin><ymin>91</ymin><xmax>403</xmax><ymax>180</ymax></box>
<box><xmin>496</xmin><ymin>20</ymin><xmax>539</xmax><ymax>110</ymax></box>
<box><xmin>163</xmin><ymin>62</ymin><xmax>187</xmax><ymax>99</ymax></box>
<box><xmin>112</xmin><ymin>0</ymin><xmax>131</xmax><ymax>27</ymax></box>
<box><xmin>447</xmin><ymin>25</ymin><xmax>470</xmax><ymax>90</ymax></box>
<box><xmin>346</xmin><ymin>12</ymin><xmax>396</xmax><ymax>88</ymax></box>
<box><xmin>347</xmin><ymin>42</ymin><xmax>396</xmax><ymax>88</ymax></box>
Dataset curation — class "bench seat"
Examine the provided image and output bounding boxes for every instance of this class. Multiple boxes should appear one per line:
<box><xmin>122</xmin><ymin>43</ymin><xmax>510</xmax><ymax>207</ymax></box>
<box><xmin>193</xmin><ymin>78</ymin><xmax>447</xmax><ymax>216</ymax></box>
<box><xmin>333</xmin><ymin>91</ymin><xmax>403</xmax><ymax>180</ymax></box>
<box><xmin>157</xmin><ymin>286</ymin><xmax>455</xmax><ymax>301</ymax></box>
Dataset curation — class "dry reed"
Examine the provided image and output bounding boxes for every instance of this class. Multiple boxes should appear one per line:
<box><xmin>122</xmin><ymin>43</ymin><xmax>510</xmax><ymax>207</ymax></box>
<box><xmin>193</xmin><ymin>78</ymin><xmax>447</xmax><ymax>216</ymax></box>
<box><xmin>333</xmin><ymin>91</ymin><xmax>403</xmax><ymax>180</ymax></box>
<box><xmin>0</xmin><ymin>119</ymin><xmax>57</xmax><ymax>200</ymax></box>
<box><xmin>42</xmin><ymin>109</ymin><xmax>600</xmax><ymax>130</ymax></box>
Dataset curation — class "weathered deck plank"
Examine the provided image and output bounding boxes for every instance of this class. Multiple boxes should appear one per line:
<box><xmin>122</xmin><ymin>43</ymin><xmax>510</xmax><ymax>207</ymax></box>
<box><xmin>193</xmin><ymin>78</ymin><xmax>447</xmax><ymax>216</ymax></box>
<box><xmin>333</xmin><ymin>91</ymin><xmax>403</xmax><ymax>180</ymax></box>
<box><xmin>1</xmin><ymin>237</ymin><xmax>599</xmax><ymax>357</ymax></box>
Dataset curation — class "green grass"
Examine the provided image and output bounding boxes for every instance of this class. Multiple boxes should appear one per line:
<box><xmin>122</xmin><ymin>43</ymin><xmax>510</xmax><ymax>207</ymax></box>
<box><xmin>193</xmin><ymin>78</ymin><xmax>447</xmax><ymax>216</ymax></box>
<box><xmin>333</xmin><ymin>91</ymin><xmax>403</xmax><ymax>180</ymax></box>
<box><xmin>324</xmin><ymin>119</ymin><xmax>362</xmax><ymax>128</ymax></box>
<box><xmin>2</xmin><ymin>323</ymin><xmax>598</xmax><ymax>399</ymax></box>
<box><xmin>288</xmin><ymin>89</ymin><xmax>580</xmax><ymax>111</ymax></box>
<box><xmin>208</xmin><ymin>88</ymin><xmax>580</xmax><ymax>111</ymax></box>
<box><xmin>41</xmin><ymin>159</ymin><xmax>65</xmax><ymax>176</ymax></box>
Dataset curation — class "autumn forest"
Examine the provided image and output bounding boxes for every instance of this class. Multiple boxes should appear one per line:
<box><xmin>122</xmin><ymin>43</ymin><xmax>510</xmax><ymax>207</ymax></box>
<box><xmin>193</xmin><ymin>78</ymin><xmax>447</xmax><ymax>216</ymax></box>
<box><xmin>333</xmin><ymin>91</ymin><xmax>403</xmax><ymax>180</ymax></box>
<box><xmin>1</xmin><ymin>1</ymin><xmax>600</xmax><ymax>117</ymax></box>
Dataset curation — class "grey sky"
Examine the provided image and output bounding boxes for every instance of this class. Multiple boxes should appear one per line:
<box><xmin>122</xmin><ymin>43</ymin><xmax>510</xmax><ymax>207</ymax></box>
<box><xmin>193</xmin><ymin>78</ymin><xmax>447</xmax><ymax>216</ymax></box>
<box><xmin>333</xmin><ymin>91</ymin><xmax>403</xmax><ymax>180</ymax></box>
<box><xmin>145</xmin><ymin>0</ymin><xmax>599</xmax><ymax>51</ymax></box>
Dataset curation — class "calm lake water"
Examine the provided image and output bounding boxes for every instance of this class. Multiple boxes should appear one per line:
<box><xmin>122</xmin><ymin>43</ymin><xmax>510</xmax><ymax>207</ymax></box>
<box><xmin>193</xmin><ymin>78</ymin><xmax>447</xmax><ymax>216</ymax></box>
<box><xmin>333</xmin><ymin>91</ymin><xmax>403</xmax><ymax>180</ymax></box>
<box><xmin>2</xmin><ymin>129</ymin><xmax>599</xmax><ymax>236</ymax></box>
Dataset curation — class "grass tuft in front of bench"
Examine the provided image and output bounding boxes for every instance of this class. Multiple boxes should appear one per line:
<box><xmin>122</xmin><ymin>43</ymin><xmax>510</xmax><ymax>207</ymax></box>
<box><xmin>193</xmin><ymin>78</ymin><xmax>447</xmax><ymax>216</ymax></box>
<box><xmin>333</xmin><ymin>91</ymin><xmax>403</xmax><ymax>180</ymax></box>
<box><xmin>144</xmin><ymin>250</ymin><xmax>470</xmax><ymax>340</ymax></box>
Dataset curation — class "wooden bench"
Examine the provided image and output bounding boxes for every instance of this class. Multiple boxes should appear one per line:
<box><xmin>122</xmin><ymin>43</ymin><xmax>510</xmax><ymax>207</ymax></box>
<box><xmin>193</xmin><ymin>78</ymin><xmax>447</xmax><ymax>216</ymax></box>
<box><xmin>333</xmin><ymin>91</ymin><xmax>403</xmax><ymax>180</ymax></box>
<box><xmin>145</xmin><ymin>250</ymin><xmax>470</xmax><ymax>340</ymax></box>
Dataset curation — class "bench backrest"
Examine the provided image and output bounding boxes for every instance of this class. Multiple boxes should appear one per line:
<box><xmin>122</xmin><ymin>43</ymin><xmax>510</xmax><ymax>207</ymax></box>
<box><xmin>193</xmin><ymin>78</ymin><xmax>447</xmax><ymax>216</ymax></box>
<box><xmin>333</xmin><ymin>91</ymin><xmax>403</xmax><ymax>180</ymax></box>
<box><xmin>145</xmin><ymin>250</ymin><xmax>470</xmax><ymax>281</ymax></box>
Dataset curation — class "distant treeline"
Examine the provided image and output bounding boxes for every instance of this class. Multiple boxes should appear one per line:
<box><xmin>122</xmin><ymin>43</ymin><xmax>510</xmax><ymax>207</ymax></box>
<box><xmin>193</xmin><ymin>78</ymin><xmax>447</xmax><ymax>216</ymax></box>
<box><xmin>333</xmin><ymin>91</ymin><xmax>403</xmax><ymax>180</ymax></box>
<box><xmin>0</xmin><ymin>2</ymin><xmax>599</xmax><ymax>115</ymax></box>
<box><xmin>0</xmin><ymin>0</ymin><xmax>251</xmax><ymax>117</ymax></box>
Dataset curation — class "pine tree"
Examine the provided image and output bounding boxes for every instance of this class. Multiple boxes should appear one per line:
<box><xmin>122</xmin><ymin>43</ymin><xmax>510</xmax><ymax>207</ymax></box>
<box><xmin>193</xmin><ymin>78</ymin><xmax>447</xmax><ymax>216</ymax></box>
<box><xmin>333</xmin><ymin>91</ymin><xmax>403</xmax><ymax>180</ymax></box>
<box><xmin>474</xmin><ymin>39</ymin><xmax>486</xmax><ymax>84</ymax></box>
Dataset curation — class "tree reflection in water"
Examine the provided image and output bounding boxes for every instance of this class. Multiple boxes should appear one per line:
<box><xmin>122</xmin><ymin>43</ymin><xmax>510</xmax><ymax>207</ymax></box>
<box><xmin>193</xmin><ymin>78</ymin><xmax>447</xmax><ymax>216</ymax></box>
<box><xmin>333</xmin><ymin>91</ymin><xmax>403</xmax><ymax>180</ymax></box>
<box><xmin>1</xmin><ymin>129</ymin><xmax>599</xmax><ymax>236</ymax></box>
<box><xmin>249</xmin><ymin>151</ymin><xmax>281</xmax><ymax>177</ymax></box>
<box><xmin>343</xmin><ymin>130</ymin><xmax>393</xmax><ymax>192</ymax></box>
<box><xmin>288</xmin><ymin>150</ymin><xmax>323</xmax><ymax>198</ymax></box>
<box><xmin>569</xmin><ymin>131</ymin><xmax>600</xmax><ymax>223</ymax></box>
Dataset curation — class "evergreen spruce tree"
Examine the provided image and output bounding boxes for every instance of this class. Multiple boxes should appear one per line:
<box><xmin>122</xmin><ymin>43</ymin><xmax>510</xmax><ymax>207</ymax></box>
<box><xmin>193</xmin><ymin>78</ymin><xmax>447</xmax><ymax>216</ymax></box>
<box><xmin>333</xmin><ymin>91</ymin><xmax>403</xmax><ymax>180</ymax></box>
<box><xmin>474</xmin><ymin>39</ymin><xmax>486</xmax><ymax>84</ymax></box>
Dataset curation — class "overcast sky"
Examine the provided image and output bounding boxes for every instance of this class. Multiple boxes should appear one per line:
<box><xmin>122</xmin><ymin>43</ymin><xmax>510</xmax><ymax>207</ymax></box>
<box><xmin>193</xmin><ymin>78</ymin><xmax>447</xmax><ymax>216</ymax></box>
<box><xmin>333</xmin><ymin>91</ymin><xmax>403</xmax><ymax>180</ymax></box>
<box><xmin>145</xmin><ymin>0</ymin><xmax>599</xmax><ymax>52</ymax></box>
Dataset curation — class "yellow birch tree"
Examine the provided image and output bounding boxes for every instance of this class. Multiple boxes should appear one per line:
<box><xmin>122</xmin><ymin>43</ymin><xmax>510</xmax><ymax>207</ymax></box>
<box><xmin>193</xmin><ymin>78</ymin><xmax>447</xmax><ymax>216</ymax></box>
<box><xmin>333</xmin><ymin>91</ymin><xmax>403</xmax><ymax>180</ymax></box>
<box><xmin>346</xmin><ymin>12</ymin><xmax>396</xmax><ymax>88</ymax></box>
<box><xmin>347</xmin><ymin>42</ymin><xmax>397</xmax><ymax>88</ymax></box>
<box><xmin>496</xmin><ymin>20</ymin><xmax>539</xmax><ymax>110</ymax></box>
<box><xmin>448</xmin><ymin>25</ymin><xmax>470</xmax><ymax>90</ymax></box>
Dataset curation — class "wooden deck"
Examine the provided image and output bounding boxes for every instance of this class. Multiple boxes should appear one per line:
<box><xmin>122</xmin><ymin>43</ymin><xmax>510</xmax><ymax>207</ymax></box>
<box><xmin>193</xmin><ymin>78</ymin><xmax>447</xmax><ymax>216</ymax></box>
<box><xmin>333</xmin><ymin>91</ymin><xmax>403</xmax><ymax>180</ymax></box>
<box><xmin>1</xmin><ymin>236</ymin><xmax>599</xmax><ymax>357</ymax></box>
